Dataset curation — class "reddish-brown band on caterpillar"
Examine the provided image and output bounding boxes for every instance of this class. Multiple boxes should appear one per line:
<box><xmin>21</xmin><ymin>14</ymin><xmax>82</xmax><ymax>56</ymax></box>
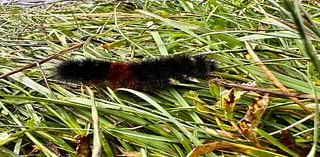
<box><xmin>54</xmin><ymin>55</ymin><xmax>218</xmax><ymax>89</ymax></box>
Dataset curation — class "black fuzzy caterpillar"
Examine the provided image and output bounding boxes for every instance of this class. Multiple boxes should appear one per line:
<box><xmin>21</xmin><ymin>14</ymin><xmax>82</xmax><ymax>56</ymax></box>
<box><xmin>54</xmin><ymin>55</ymin><xmax>217</xmax><ymax>89</ymax></box>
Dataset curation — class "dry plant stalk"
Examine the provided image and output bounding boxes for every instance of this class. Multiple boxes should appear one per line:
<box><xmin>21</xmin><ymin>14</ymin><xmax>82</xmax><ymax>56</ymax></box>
<box><xmin>244</xmin><ymin>42</ymin><xmax>312</xmax><ymax>113</ymax></box>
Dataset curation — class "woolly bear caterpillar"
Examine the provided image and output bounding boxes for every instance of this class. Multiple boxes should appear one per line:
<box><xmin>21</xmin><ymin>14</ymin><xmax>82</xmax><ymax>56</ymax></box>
<box><xmin>54</xmin><ymin>55</ymin><xmax>217</xmax><ymax>89</ymax></box>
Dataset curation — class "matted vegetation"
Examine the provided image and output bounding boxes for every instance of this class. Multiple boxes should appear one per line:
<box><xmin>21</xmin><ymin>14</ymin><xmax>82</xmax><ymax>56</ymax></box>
<box><xmin>0</xmin><ymin>0</ymin><xmax>319</xmax><ymax>156</ymax></box>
